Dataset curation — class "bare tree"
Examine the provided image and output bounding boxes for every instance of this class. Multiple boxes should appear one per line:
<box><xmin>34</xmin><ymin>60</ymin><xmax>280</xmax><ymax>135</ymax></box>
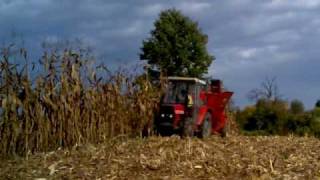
<box><xmin>247</xmin><ymin>77</ymin><xmax>282</xmax><ymax>102</ymax></box>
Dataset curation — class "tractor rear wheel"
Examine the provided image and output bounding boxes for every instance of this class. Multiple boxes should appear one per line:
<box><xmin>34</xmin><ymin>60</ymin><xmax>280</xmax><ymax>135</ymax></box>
<box><xmin>182</xmin><ymin>118</ymin><xmax>194</xmax><ymax>137</ymax></box>
<box><xmin>198</xmin><ymin>113</ymin><xmax>212</xmax><ymax>138</ymax></box>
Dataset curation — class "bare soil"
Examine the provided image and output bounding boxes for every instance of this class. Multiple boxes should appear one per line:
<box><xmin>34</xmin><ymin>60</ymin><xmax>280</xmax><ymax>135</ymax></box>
<box><xmin>1</xmin><ymin>135</ymin><xmax>320</xmax><ymax>179</ymax></box>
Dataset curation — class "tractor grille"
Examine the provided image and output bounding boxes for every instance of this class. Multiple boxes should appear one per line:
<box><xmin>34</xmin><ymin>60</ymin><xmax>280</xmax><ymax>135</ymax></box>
<box><xmin>157</xmin><ymin>105</ymin><xmax>175</xmax><ymax>127</ymax></box>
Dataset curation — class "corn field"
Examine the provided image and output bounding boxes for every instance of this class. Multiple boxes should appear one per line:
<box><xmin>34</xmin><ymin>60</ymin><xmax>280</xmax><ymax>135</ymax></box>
<box><xmin>0</xmin><ymin>45</ymin><xmax>160</xmax><ymax>156</ymax></box>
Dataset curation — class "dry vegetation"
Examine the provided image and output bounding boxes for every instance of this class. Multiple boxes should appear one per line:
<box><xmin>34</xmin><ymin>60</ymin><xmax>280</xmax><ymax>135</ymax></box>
<box><xmin>1</xmin><ymin>135</ymin><xmax>320</xmax><ymax>179</ymax></box>
<box><xmin>0</xmin><ymin>45</ymin><xmax>159</xmax><ymax>156</ymax></box>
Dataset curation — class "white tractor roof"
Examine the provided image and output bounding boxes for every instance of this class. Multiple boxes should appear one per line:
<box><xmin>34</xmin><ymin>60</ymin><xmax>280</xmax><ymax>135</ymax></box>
<box><xmin>167</xmin><ymin>76</ymin><xmax>206</xmax><ymax>85</ymax></box>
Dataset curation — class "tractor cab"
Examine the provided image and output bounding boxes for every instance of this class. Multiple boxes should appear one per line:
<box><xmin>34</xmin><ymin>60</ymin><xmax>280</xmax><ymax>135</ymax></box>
<box><xmin>162</xmin><ymin>77</ymin><xmax>205</xmax><ymax>107</ymax></box>
<box><xmin>156</xmin><ymin>77</ymin><xmax>206</xmax><ymax>136</ymax></box>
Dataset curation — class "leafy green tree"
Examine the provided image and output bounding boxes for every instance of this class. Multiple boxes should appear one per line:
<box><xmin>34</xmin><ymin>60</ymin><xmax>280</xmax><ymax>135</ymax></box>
<box><xmin>315</xmin><ymin>100</ymin><xmax>320</xmax><ymax>108</ymax></box>
<box><xmin>290</xmin><ymin>99</ymin><xmax>305</xmax><ymax>115</ymax></box>
<box><xmin>140</xmin><ymin>9</ymin><xmax>214</xmax><ymax>78</ymax></box>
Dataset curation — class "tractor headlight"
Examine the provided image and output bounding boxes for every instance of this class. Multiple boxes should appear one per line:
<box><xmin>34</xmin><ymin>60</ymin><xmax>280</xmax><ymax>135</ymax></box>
<box><xmin>169</xmin><ymin>114</ymin><xmax>173</xmax><ymax>118</ymax></box>
<box><xmin>161</xmin><ymin>114</ymin><xmax>165</xmax><ymax>118</ymax></box>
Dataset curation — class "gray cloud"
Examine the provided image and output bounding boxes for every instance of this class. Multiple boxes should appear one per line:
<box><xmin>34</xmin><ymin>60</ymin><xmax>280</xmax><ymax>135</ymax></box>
<box><xmin>1</xmin><ymin>0</ymin><xmax>319</xmax><ymax>108</ymax></box>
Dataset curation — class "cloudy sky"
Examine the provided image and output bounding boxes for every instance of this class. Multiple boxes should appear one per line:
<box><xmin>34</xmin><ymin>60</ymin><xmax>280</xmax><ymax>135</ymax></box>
<box><xmin>1</xmin><ymin>0</ymin><xmax>320</xmax><ymax>108</ymax></box>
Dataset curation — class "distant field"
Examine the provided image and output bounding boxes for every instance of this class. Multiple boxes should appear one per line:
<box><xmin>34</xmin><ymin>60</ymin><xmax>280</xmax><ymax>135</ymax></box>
<box><xmin>1</xmin><ymin>135</ymin><xmax>320</xmax><ymax>179</ymax></box>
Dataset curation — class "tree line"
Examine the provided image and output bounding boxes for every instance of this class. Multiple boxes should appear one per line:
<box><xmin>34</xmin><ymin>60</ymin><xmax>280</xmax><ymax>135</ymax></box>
<box><xmin>236</xmin><ymin>77</ymin><xmax>320</xmax><ymax>137</ymax></box>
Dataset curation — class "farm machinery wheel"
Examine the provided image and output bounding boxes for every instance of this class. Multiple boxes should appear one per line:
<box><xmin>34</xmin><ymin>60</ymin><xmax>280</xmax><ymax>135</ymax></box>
<box><xmin>197</xmin><ymin>113</ymin><xmax>212</xmax><ymax>138</ymax></box>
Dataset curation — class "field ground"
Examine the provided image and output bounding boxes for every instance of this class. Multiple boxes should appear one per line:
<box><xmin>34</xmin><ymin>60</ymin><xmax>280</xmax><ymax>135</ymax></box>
<box><xmin>1</xmin><ymin>135</ymin><xmax>320</xmax><ymax>179</ymax></box>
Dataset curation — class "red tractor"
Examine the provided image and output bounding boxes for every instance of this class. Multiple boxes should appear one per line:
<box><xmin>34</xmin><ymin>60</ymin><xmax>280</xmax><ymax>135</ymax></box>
<box><xmin>155</xmin><ymin>77</ymin><xmax>233</xmax><ymax>137</ymax></box>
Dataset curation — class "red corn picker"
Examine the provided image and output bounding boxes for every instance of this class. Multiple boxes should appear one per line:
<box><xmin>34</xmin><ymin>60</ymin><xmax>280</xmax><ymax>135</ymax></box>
<box><xmin>154</xmin><ymin>77</ymin><xmax>233</xmax><ymax>137</ymax></box>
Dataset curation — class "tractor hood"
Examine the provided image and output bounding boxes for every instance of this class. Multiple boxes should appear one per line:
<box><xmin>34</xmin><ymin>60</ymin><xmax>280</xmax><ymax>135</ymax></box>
<box><xmin>160</xmin><ymin>104</ymin><xmax>185</xmax><ymax>115</ymax></box>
